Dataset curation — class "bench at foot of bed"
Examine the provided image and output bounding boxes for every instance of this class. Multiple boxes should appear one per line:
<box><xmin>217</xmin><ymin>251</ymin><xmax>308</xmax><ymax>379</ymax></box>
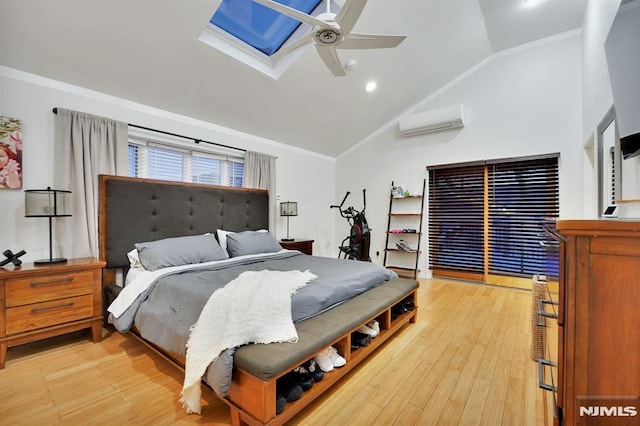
<box><xmin>226</xmin><ymin>277</ymin><xmax>419</xmax><ymax>425</ymax></box>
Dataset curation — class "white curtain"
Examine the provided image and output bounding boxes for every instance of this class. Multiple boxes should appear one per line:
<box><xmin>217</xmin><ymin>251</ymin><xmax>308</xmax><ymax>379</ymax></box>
<box><xmin>243</xmin><ymin>150</ymin><xmax>277</xmax><ymax>231</ymax></box>
<box><xmin>54</xmin><ymin>108</ymin><xmax>128</xmax><ymax>259</ymax></box>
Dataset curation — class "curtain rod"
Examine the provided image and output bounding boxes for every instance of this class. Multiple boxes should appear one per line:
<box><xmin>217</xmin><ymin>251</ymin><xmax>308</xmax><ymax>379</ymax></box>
<box><xmin>52</xmin><ymin>107</ymin><xmax>246</xmax><ymax>153</ymax></box>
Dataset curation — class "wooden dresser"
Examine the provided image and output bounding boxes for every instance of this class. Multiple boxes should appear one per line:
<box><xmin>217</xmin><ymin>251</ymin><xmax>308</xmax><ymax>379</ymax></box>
<box><xmin>0</xmin><ymin>258</ymin><xmax>105</xmax><ymax>368</ymax></box>
<box><xmin>552</xmin><ymin>220</ymin><xmax>640</xmax><ymax>424</ymax></box>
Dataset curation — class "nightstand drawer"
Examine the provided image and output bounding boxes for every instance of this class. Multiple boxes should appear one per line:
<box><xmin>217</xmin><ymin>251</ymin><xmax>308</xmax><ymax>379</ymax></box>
<box><xmin>5</xmin><ymin>270</ymin><xmax>94</xmax><ymax>307</ymax></box>
<box><xmin>6</xmin><ymin>295</ymin><xmax>95</xmax><ymax>335</ymax></box>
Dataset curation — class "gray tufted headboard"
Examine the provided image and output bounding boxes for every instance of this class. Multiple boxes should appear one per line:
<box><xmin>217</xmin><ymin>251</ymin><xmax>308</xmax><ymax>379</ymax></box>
<box><xmin>98</xmin><ymin>175</ymin><xmax>269</xmax><ymax>269</ymax></box>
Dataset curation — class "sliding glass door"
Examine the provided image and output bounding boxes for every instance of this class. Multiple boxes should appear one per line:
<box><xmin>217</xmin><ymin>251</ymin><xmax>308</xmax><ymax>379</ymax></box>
<box><xmin>428</xmin><ymin>154</ymin><xmax>559</xmax><ymax>288</ymax></box>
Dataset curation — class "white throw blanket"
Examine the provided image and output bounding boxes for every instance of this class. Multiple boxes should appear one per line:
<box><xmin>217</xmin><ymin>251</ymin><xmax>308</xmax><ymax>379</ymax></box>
<box><xmin>180</xmin><ymin>269</ymin><xmax>316</xmax><ymax>414</ymax></box>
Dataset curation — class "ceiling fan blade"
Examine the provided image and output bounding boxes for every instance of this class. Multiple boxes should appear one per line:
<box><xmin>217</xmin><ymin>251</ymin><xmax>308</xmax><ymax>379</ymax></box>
<box><xmin>271</xmin><ymin>32</ymin><xmax>314</xmax><ymax>61</ymax></box>
<box><xmin>316</xmin><ymin>45</ymin><xmax>346</xmax><ymax>76</ymax></box>
<box><xmin>334</xmin><ymin>0</ymin><xmax>367</xmax><ymax>35</ymax></box>
<box><xmin>339</xmin><ymin>33</ymin><xmax>406</xmax><ymax>49</ymax></box>
<box><xmin>254</xmin><ymin>0</ymin><xmax>327</xmax><ymax>28</ymax></box>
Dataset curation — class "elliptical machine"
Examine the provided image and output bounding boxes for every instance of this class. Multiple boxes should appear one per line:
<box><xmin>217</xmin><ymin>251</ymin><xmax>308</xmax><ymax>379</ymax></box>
<box><xmin>331</xmin><ymin>189</ymin><xmax>371</xmax><ymax>262</ymax></box>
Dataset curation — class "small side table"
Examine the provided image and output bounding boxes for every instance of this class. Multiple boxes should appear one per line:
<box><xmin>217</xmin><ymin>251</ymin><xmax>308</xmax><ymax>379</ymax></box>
<box><xmin>280</xmin><ymin>239</ymin><xmax>314</xmax><ymax>255</ymax></box>
<box><xmin>0</xmin><ymin>257</ymin><xmax>105</xmax><ymax>369</ymax></box>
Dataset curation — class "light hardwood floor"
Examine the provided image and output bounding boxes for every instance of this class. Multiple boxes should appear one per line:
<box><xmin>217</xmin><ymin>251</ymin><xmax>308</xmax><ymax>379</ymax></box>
<box><xmin>0</xmin><ymin>278</ymin><xmax>544</xmax><ymax>425</ymax></box>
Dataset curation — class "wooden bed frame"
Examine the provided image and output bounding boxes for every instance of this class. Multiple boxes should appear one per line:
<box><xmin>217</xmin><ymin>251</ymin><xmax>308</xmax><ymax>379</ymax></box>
<box><xmin>98</xmin><ymin>175</ymin><xmax>418</xmax><ymax>425</ymax></box>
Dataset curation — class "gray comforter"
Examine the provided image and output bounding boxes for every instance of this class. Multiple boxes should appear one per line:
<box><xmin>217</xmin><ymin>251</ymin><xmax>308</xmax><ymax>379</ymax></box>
<box><xmin>110</xmin><ymin>251</ymin><xmax>396</xmax><ymax>394</ymax></box>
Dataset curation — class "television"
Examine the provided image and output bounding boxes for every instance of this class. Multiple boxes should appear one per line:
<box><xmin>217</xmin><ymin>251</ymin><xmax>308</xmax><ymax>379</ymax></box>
<box><xmin>621</xmin><ymin>132</ymin><xmax>640</xmax><ymax>159</ymax></box>
<box><xmin>605</xmin><ymin>1</ymin><xmax>640</xmax><ymax>159</ymax></box>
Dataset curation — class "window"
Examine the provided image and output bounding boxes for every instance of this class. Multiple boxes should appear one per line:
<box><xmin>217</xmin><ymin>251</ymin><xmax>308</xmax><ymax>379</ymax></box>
<box><xmin>128</xmin><ymin>135</ymin><xmax>244</xmax><ymax>188</ymax></box>
<box><xmin>210</xmin><ymin>0</ymin><xmax>321</xmax><ymax>56</ymax></box>
<box><xmin>200</xmin><ymin>0</ymin><xmax>324</xmax><ymax>79</ymax></box>
<box><xmin>428</xmin><ymin>154</ymin><xmax>559</xmax><ymax>286</ymax></box>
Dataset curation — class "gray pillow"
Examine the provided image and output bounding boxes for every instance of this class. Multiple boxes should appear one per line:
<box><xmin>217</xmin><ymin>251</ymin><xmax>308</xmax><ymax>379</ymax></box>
<box><xmin>135</xmin><ymin>234</ymin><xmax>227</xmax><ymax>271</ymax></box>
<box><xmin>226</xmin><ymin>231</ymin><xmax>282</xmax><ymax>257</ymax></box>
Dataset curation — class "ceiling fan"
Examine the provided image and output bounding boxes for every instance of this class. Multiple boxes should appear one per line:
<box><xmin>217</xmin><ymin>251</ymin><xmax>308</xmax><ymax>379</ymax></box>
<box><xmin>254</xmin><ymin>0</ymin><xmax>406</xmax><ymax>76</ymax></box>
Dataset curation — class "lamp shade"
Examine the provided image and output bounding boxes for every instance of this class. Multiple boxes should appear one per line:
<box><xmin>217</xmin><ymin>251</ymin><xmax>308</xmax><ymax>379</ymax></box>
<box><xmin>25</xmin><ymin>187</ymin><xmax>72</xmax><ymax>217</ymax></box>
<box><xmin>280</xmin><ymin>201</ymin><xmax>298</xmax><ymax>217</ymax></box>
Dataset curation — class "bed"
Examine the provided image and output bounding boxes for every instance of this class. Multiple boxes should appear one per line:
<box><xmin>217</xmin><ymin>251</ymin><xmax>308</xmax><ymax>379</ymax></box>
<box><xmin>98</xmin><ymin>175</ymin><xmax>419</xmax><ymax>425</ymax></box>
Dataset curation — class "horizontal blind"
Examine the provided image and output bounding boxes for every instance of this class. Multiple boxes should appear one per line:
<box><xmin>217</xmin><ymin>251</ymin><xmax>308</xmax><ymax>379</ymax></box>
<box><xmin>192</xmin><ymin>154</ymin><xmax>222</xmax><ymax>185</ymax></box>
<box><xmin>128</xmin><ymin>140</ymin><xmax>243</xmax><ymax>187</ymax></box>
<box><xmin>147</xmin><ymin>144</ymin><xmax>185</xmax><ymax>182</ymax></box>
<box><xmin>429</xmin><ymin>165</ymin><xmax>485</xmax><ymax>274</ymax></box>
<box><xmin>229</xmin><ymin>160</ymin><xmax>244</xmax><ymax>187</ymax></box>
<box><xmin>487</xmin><ymin>157</ymin><xmax>559</xmax><ymax>277</ymax></box>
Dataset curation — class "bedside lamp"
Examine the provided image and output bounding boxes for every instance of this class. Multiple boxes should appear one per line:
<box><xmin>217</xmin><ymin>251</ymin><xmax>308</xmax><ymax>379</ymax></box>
<box><xmin>280</xmin><ymin>201</ymin><xmax>298</xmax><ymax>242</ymax></box>
<box><xmin>24</xmin><ymin>187</ymin><xmax>72</xmax><ymax>265</ymax></box>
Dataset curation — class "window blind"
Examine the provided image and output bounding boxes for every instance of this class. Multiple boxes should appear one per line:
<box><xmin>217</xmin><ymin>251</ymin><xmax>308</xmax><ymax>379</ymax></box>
<box><xmin>609</xmin><ymin>146</ymin><xmax>616</xmax><ymax>204</ymax></box>
<box><xmin>487</xmin><ymin>157</ymin><xmax>559</xmax><ymax>277</ymax></box>
<box><xmin>428</xmin><ymin>154</ymin><xmax>559</xmax><ymax>282</ymax></box>
<box><xmin>428</xmin><ymin>165</ymin><xmax>485</xmax><ymax>275</ymax></box>
<box><xmin>128</xmin><ymin>140</ymin><xmax>243</xmax><ymax>187</ymax></box>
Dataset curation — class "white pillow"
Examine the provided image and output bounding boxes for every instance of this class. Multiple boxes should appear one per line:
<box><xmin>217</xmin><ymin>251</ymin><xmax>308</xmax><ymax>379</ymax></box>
<box><xmin>217</xmin><ymin>229</ymin><xmax>268</xmax><ymax>258</ymax></box>
<box><xmin>127</xmin><ymin>248</ymin><xmax>144</xmax><ymax>269</ymax></box>
<box><xmin>216</xmin><ymin>229</ymin><xmax>233</xmax><ymax>258</ymax></box>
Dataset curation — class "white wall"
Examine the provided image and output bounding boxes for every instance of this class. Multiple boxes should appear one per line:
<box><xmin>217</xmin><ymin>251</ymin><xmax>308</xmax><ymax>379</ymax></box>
<box><xmin>581</xmin><ymin>0</ymin><xmax>622</xmax><ymax>216</ymax></box>
<box><xmin>0</xmin><ymin>67</ymin><xmax>336</xmax><ymax>263</ymax></box>
<box><xmin>336</xmin><ymin>33</ymin><xmax>584</xmax><ymax>277</ymax></box>
<box><xmin>581</xmin><ymin>0</ymin><xmax>621</xmax><ymax>140</ymax></box>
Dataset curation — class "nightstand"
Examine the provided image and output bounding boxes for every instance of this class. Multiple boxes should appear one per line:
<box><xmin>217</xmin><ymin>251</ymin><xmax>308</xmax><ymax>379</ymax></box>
<box><xmin>0</xmin><ymin>257</ymin><xmax>105</xmax><ymax>369</ymax></box>
<box><xmin>280</xmin><ymin>239</ymin><xmax>314</xmax><ymax>255</ymax></box>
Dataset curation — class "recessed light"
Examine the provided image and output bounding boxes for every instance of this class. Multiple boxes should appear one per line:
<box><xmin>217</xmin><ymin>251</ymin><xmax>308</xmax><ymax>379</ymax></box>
<box><xmin>523</xmin><ymin>0</ymin><xmax>545</xmax><ymax>7</ymax></box>
<box><xmin>365</xmin><ymin>81</ymin><xmax>377</xmax><ymax>92</ymax></box>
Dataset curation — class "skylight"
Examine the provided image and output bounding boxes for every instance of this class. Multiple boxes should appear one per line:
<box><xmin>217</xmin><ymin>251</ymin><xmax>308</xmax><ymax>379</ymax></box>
<box><xmin>200</xmin><ymin>0</ymin><xmax>324</xmax><ymax>79</ymax></box>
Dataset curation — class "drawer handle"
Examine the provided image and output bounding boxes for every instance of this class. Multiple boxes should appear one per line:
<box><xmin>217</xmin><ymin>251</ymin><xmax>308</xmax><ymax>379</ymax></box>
<box><xmin>537</xmin><ymin>358</ymin><xmax>557</xmax><ymax>392</ymax></box>
<box><xmin>31</xmin><ymin>302</ymin><xmax>75</xmax><ymax>313</ymax></box>
<box><xmin>538</xmin><ymin>298</ymin><xmax>558</xmax><ymax>319</ymax></box>
<box><xmin>31</xmin><ymin>277</ymin><xmax>74</xmax><ymax>287</ymax></box>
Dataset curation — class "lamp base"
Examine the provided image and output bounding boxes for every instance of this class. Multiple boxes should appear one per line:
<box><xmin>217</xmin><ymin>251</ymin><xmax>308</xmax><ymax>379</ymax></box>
<box><xmin>34</xmin><ymin>257</ymin><xmax>68</xmax><ymax>265</ymax></box>
<box><xmin>281</xmin><ymin>238</ymin><xmax>294</xmax><ymax>242</ymax></box>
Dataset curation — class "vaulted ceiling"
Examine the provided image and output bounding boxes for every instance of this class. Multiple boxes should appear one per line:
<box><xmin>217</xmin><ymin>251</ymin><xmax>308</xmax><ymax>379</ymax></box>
<box><xmin>0</xmin><ymin>0</ymin><xmax>587</xmax><ymax>157</ymax></box>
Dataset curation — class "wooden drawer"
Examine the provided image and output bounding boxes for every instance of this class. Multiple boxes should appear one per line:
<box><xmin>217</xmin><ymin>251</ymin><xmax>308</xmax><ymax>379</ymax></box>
<box><xmin>5</xmin><ymin>270</ymin><xmax>94</xmax><ymax>307</ymax></box>
<box><xmin>6</xmin><ymin>294</ymin><xmax>94</xmax><ymax>335</ymax></box>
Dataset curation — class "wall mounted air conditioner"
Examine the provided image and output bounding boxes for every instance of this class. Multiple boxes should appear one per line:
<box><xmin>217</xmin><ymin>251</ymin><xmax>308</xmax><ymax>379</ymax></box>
<box><xmin>398</xmin><ymin>104</ymin><xmax>465</xmax><ymax>137</ymax></box>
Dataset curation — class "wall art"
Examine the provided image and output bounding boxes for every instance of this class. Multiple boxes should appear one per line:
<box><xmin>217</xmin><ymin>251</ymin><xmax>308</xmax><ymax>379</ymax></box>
<box><xmin>0</xmin><ymin>116</ymin><xmax>22</xmax><ymax>189</ymax></box>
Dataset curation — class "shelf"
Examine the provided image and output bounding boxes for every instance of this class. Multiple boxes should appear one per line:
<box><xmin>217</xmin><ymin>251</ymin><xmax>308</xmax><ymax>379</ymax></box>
<box><xmin>383</xmin><ymin>180</ymin><xmax>425</xmax><ymax>282</ymax></box>
<box><xmin>385</xmin><ymin>248</ymin><xmax>421</xmax><ymax>254</ymax></box>
<box><xmin>386</xmin><ymin>231</ymin><xmax>421</xmax><ymax>235</ymax></box>
<box><xmin>386</xmin><ymin>266</ymin><xmax>421</xmax><ymax>278</ymax></box>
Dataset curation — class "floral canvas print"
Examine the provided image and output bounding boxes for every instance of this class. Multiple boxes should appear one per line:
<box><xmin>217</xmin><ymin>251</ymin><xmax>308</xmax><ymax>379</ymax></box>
<box><xmin>0</xmin><ymin>116</ymin><xmax>22</xmax><ymax>189</ymax></box>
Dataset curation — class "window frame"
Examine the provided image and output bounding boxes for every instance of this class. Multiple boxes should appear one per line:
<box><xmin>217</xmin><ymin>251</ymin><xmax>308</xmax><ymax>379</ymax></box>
<box><xmin>127</xmin><ymin>130</ymin><xmax>244</xmax><ymax>188</ymax></box>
